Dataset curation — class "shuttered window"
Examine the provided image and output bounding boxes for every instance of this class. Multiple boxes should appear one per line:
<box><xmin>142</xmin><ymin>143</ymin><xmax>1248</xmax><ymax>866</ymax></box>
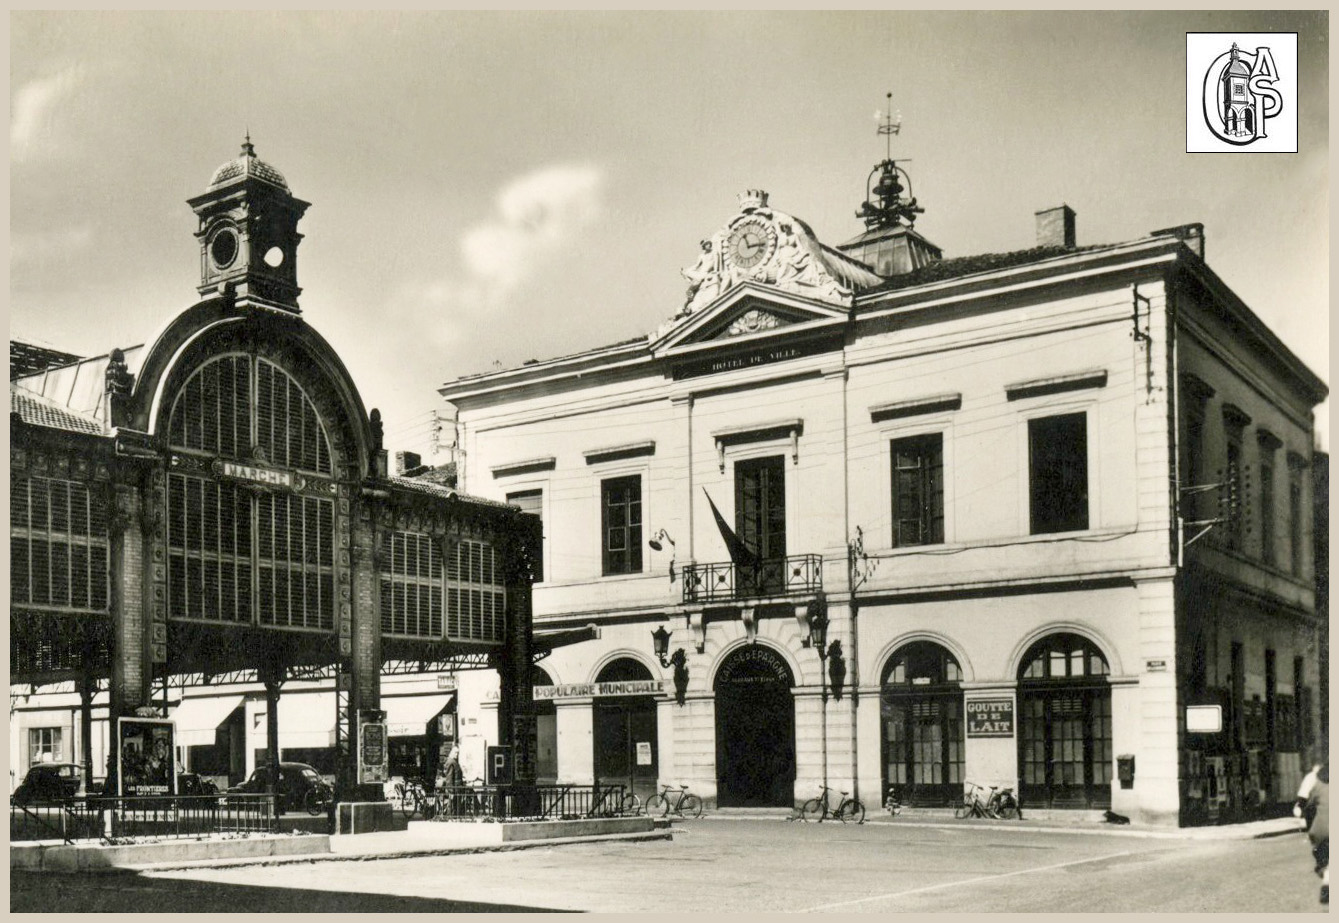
<box><xmin>380</xmin><ymin>530</ymin><xmax>443</xmax><ymax>638</ymax></box>
<box><xmin>166</xmin><ymin>354</ymin><xmax>337</xmax><ymax>631</ymax></box>
<box><xmin>11</xmin><ymin>475</ymin><xmax>110</xmax><ymax>612</ymax></box>
<box><xmin>445</xmin><ymin>539</ymin><xmax>505</xmax><ymax>643</ymax></box>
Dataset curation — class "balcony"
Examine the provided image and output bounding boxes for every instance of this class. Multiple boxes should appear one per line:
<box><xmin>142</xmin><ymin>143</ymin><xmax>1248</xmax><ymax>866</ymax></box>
<box><xmin>682</xmin><ymin>554</ymin><xmax>822</xmax><ymax>604</ymax></box>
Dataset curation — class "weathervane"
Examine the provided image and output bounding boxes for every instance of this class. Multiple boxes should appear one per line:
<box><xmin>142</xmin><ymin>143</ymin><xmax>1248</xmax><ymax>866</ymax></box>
<box><xmin>857</xmin><ymin>91</ymin><xmax>923</xmax><ymax>231</ymax></box>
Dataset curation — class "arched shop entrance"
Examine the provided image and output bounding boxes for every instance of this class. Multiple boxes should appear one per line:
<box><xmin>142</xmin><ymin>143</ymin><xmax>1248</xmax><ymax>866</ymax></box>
<box><xmin>880</xmin><ymin>641</ymin><xmax>965</xmax><ymax>807</ymax></box>
<box><xmin>714</xmin><ymin>645</ymin><xmax>795</xmax><ymax>807</ymax></box>
<box><xmin>592</xmin><ymin>659</ymin><xmax>658</xmax><ymax>803</ymax></box>
<box><xmin>532</xmin><ymin>666</ymin><xmax>557</xmax><ymax>784</ymax></box>
<box><xmin>1018</xmin><ymin>633</ymin><xmax>1113</xmax><ymax>809</ymax></box>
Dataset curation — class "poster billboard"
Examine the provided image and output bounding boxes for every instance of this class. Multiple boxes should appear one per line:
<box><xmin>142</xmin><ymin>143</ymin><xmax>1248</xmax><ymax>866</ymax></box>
<box><xmin>358</xmin><ymin>711</ymin><xmax>389</xmax><ymax>784</ymax></box>
<box><xmin>117</xmin><ymin>717</ymin><xmax>177</xmax><ymax>796</ymax></box>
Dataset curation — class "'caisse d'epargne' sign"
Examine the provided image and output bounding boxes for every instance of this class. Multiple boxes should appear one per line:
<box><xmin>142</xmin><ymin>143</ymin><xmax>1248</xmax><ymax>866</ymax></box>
<box><xmin>966</xmin><ymin>699</ymin><xmax>1014</xmax><ymax>737</ymax></box>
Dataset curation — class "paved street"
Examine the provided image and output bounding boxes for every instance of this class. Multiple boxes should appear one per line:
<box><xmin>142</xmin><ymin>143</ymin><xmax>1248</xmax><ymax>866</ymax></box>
<box><xmin>12</xmin><ymin>819</ymin><xmax>1328</xmax><ymax>913</ymax></box>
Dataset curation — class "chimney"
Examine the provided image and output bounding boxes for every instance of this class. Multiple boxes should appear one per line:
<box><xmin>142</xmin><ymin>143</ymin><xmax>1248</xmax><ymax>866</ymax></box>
<box><xmin>1151</xmin><ymin>223</ymin><xmax>1205</xmax><ymax>260</ymax></box>
<box><xmin>1035</xmin><ymin>205</ymin><xmax>1076</xmax><ymax>249</ymax></box>
<box><xmin>395</xmin><ymin>450</ymin><xmax>422</xmax><ymax>476</ymax></box>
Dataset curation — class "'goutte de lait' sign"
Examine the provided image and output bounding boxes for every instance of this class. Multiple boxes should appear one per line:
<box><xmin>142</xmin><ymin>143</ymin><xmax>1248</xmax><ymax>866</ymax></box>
<box><xmin>965</xmin><ymin>699</ymin><xmax>1014</xmax><ymax>737</ymax></box>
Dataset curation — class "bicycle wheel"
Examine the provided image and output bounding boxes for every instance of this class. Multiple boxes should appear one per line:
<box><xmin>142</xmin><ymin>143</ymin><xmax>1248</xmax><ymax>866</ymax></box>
<box><xmin>399</xmin><ymin>790</ymin><xmax>417</xmax><ymax>819</ymax></box>
<box><xmin>681</xmin><ymin>794</ymin><xmax>703</xmax><ymax>818</ymax></box>
<box><xmin>954</xmin><ymin>801</ymin><xmax>973</xmax><ymax>819</ymax></box>
<box><xmin>839</xmin><ymin>799</ymin><xmax>865</xmax><ymax>824</ymax></box>
<box><xmin>801</xmin><ymin>798</ymin><xmax>825</xmax><ymax>823</ymax></box>
<box><xmin>619</xmin><ymin>793</ymin><xmax>641</xmax><ymax>816</ymax></box>
<box><xmin>645</xmin><ymin>794</ymin><xmax>669</xmax><ymax>817</ymax></box>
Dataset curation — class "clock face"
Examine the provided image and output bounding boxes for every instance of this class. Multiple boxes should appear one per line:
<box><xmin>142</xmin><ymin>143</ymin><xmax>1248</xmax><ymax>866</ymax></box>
<box><xmin>209</xmin><ymin>229</ymin><xmax>239</xmax><ymax>269</ymax></box>
<box><xmin>727</xmin><ymin>219</ymin><xmax>776</xmax><ymax>270</ymax></box>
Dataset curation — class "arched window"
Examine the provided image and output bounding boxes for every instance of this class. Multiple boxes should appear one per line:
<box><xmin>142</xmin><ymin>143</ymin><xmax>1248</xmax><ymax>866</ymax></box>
<box><xmin>1018</xmin><ymin>633</ymin><xmax>1113</xmax><ymax>809</ymax></box>
<box><xmin>880</xmin><ymin>641</ymin><xmax>964</xmax><ymax>808</ymax></box>
<box><xmin>166</xmin><ymin>354</ymin><xmax>338</xmax><ymax>631</ymax></box>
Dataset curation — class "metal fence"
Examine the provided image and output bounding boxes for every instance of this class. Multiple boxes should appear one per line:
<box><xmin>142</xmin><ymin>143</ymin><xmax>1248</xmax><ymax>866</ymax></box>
<box><xmin>10</xmin><ymin>794</ymin><xmax>276</xmax><ymax>844</ymax></box>
<box><xmin>430</xmin><ymin>783</ymin><xmax>632</xmax><ymax>821</ymax></box>
<box><xmin>683</xmin><ymin>554</ymin><xmax>823</xmax><ymax>603</ymax></box>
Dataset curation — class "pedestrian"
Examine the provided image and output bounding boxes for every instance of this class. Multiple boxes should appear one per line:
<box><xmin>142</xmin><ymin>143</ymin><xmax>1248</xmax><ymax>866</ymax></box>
<box><xmin>437</xmin><ymin>741</ymin><xmax>461</xmax><ymax>791</ymax></box>
<box><xmin>1295</xmin><ymin>759</ymin><xmax>1328</xmax><ymax>905</ymax></box>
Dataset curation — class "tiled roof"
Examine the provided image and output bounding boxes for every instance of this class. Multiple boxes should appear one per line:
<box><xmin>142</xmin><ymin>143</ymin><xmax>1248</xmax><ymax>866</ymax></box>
<box><xmin>11</xmin><ymin>386</ymin><xmax>107</xmax><ymax>436</ymax></box>
<box><xmin>386</xmin><ymin>475</ymin><xmax>513</xmax><ymax>510</ymax></box>
<box><xmin>864</xmin><ymin>244</ymin><xmax>1108</xmax><ymax>293</ymax></box>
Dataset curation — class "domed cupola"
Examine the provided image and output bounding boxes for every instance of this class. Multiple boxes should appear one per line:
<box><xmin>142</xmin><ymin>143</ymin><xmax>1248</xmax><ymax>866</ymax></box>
<box><xmin>187</xmin><ymin>135</ymin><xmax>310</xmax><ymax>313</ymax></box>
<box><xmin>207</xmin><ymin>136</ymin><xmax>290</xmax><ymax>192</ymax></box>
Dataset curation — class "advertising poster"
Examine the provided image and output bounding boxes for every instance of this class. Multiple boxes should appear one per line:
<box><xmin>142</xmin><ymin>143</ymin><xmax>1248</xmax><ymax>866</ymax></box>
<box><xmin>118</xmin><ymin>717</ymin><xmax>176</xmax><ymax>796</ymax></box>
<box><xmin>359</xmin><ymin>718</ymin><xmax>389</xmax><ymax>784</ymax></box>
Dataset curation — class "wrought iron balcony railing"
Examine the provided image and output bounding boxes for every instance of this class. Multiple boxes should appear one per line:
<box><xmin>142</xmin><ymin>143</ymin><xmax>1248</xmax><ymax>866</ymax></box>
<box><xmin>682</xmin><ymin>554</ymin><xmax>822</xmax><ymax>604</ymax></box>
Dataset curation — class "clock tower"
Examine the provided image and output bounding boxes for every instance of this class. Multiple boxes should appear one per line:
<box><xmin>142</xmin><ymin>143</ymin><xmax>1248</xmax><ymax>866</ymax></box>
<box><xmin>187</xmin><ymin>136</ymin><xmax>310</xmax><ymax>313</ymax></box>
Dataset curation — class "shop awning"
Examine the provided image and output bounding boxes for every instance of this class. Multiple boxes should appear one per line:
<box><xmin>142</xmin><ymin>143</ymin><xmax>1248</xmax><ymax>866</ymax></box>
<box><xmin>277</xmin><ymin>692</ymin><xmax>337</xmax><ymax>748</ymax></box>
<box><xmin>384</xmin><ymin>694</ymin><xmax>453</xmax><ymax>737</ymax></box>
<box><xmin>172</xmin><ymin>694</ymin><xmax>244</xmax><ymax>747</ymax></box>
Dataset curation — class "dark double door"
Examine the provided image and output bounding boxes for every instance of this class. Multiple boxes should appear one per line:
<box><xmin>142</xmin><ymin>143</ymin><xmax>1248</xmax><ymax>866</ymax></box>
<box><xmin>715</xmin><ymin>646</ymin><xmax>795</xmax><ymax>807</ymax></box>
<box><xmin>1018</xmin><ymin>686</ymin><xmax>1112</xmax><ymax>809</ymax></box>
<box><xmin>593</xmin><ymin>698</ymin><xmax>658</xmax><ymax>804</ymax></box>
<box><xmin>881</xmin><ymin>692</ymin><xmax>964</xmax><ymax>808</ymax></box>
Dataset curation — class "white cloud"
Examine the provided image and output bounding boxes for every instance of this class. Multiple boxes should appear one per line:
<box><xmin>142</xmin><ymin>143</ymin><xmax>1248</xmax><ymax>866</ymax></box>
<box><xmin>11</xmin><ymin>66</ymin><xmax>85</xmax><ymax>161</ymax></box>
<box><xmin>407</xmin><ymin>163</ymin><xmax>604</xmax><ymax>314</ymax></box>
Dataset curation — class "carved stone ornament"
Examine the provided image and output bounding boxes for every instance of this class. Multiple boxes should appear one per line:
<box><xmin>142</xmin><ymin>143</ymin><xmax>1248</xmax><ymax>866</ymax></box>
<box><xmin>677</xmin><ymin>201</ymin><xmax>852</xmax><ymax>317</ymax></box>
<box><xmin>725</xmin><ymin>309</ymin><xmax>784</xmax><ymax>338</ymax></box>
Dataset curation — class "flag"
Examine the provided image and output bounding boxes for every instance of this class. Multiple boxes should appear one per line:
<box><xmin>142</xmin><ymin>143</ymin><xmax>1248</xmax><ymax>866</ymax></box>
<box><xmin>702</xmin><ymin>488</ymin><xmax>758</xmax><ymax>567</ymax></box>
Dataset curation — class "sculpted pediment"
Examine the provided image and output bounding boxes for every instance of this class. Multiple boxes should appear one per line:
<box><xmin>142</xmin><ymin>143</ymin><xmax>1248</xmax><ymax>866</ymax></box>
<box><xmin>678</xmin><ymin>191</ymin><xmax>854</xmax><ymax>315</ymax></box>
<box><xmin>650</xmin><ymin>285</ymin><xmax>847</xmax><ymax>355</ymax></box>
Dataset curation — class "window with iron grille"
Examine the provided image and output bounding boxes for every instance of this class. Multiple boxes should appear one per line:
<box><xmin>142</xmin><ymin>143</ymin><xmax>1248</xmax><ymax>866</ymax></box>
<box><xmin>381</xmin><ymin>530</ymin><xmax>443</xmax><ymax>638</ymax></box>
<box><xmin>167</xmin><ymin>354</ymin><xmax>337</xmax><ymax>631</ymax></box>
<box><xmin>11</xmin><ymin>475</ymin><xmax>110</xmax><ymax>612</ymax></box>
<box><xmin>445</xmin><ymin>539</ymin><xmax>505</xmax><ymax>642</ymax></box>
<box><xmin>890</xmin><ymin>433</ymin><xmax>944</xmax><ymax>547</ymax></box>
<box><xmin>29</xmin><ymin>727</ymin><xmax>63</xmax><ymax>765</ymax></box>
<box><xmin>1289</xmin><ymin>465</ymin><xmax>1304</xmax><ymax>576</ymax></box>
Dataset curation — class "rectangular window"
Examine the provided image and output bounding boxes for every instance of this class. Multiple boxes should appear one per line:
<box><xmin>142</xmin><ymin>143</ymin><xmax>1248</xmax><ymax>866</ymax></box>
<box><xmin>1289</xmin><ymin>466</ymin><xmax>1304</xmax><ymax>577</ymax></box>
<box><xmin>379</xmin><ymin>530</ymin><xmax>442</xmax><ymax>638</ymax></box>
<box><xmin>735</xmin><ymin>456</ymin><xmax>786</xmax><ymax>594</ymax></box>
<box><xmin>29</xmin><ymin>727</ymin><xmax>63</xmax><ymax>765</ymax></box>
<box><xmin>445</xmin><ymin>539</ymin><xmax>506</xmax><ymax>642</ymax></box>
<box><xmin>1258</xmin><ymin>434</ymin><xmax>1279</xmax><ymax>566</ymax></box>
<box><xmin>507</xmin><ymin>490</ymin><xmax>543</xmax><ymax>582</ymax></box>
<box><xmin>601</xmin><ymin>475</ymin><xmax>642</xmax><ymax>576</ymax></box>
<box><xmin>1028</xmin><ymin>413</ymin><xmax>1088</xmax><ymax>534</ymax></box>
<box><xmin>890</xmin><ymin>433</ymin><xmax>944</xmax><ymax>547</ymax></box>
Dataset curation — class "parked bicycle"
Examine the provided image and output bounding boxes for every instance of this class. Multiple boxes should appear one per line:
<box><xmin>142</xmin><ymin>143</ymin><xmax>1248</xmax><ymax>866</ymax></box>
<box><xmin>589</xmin><ymin>785</ymin><xmax>641</xmax><ymax>818</ymax></box>
<box><xmin>396</xmin><ymin>779</ymin><xmax>436</xmax><ymax>820</ymax></box>
<box><xmin>303</xmin><ymin>780</ymin><xmax>335</xmax><ymax>816</ymax></box>
<box><xmin>645</xmin><ymin>784</ymin><xmax>703</xmax><ymax>819</ymax></box>
<box><xmin>801</xmin><ymin>784</ymin><xmax>865</xmax><ymax>824</ymax></box>
<box><xmin>955</xmin><ymin>781</ymin><xmax>1021</xmax><ymax>820</ymax></box>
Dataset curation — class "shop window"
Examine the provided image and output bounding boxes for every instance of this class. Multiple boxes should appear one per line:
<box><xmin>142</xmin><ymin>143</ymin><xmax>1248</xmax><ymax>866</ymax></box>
<box><xmin>29</xmin><ymin>727</ymin><xmax>63</xmax><ymax>765</ymax></box>
<box><xmin>1028</xmin><ymin>413</ymin><xmax>1088</xmax><ymax>534</ymax></box>
<box><xmin>11</xmin><ymin>475</ymin><xmax>110</xmax><ymax>612</ymax></box>
<box><xmin>1018</xmin><ymin>634</ymin><xmax>1112</xmax><ymax>809</ymax></box>
<box><xmin>445</xmin><ymin>539</ymin><xmax>505</xmax><ymax>643</ymax></box>
<box><xmin>380</xmin><ymin>530</ymin><xmax>443</xmax><ymax>638</ymax></box>
<box><xmin>890</xmin><ymin>434</ymin><xmax>944</xmax><ymax>547</ymax></box>
<box><xmin>601</xmin><ymin>475</ymin><xmax>642</xmax><ymax>576</ymax></box>
<box><xmin>507</xmin><ymin>489</ymin><xmax>543</xmax><ymax>582</ymax></box>
<box><xmin>881</xmin><ymin>642</ymin><xmax>964</xmax><ymax>807</ymax></box>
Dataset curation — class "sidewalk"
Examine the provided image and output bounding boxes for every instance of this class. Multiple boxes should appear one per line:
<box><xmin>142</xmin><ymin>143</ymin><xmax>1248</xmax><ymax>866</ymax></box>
<box><xmin>124</xmin><ymin>827</ymin><xmax>672</xmax><ymax>873</ymax></box>
<box><xmin>707</xmin><ymin>806</ymin><xmax>1304</xmax><ymax>841</ymax></box>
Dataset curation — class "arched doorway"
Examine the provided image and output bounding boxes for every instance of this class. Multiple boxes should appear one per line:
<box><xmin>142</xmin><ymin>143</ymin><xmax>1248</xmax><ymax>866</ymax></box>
<box><xmin>1017</xmin><ymin>633</ymin><xmax>1113</xmax><ymax>809</ymax></box>
<box><xmin>532</xmin><ymin>666</ymin><xmax>557</xmax><ymax>784</ymax></box>
<box><xmin>880</xmin><ymin>641</ymin><xmax>965</xmax><ymax>807</ymax></box>
<box><xmin>714</xmin><ymin>645</ymin><xmax>795</xmax><ymax>807</ymax></box>
<box><xmin>592</xmin><ymin>659</ymin><xmax>658</xmax><ymax>803</ymax></box>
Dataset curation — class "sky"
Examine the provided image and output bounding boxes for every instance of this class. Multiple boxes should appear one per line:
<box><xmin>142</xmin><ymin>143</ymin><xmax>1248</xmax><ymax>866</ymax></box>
<box><xmin>10</xmin><ymin>10</ymin><xmax>1329</xmax><ymax>459</ymax></box>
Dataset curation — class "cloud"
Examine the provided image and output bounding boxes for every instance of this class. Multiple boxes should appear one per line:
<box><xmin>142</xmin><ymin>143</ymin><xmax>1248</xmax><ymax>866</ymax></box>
<box><xmin>396</xmin><ymin>163</ymin><xmax>604</xmax><ymax>318</ymax></box>
<box><xmin>11</xmin><ymin>66</ymin><xmax>85</xmax><ymax>161</ymax></box>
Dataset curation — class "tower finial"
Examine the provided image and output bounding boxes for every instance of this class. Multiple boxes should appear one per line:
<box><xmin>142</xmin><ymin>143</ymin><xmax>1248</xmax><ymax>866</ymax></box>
<box><xmin>857</xmin><ymin>91</ymin><xmax>921</xmax><ymax>231</ymax></box>
<box><xmin>241</xmin><ymin>131</ymin><xmax>255</xmax><ymax>157</ymax></box>
<box><xmin>876</xmin><ymin>90</ymin><xmax>901</xmax><ymax>161</ymax></box>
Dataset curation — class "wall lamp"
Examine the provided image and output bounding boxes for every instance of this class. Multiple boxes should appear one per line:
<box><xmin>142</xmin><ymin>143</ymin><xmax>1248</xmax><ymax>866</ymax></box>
<box><xmin>648</xmin><ymin>529</ymin><xmax>677</xmax><ymax>584</ymax></box>
<box><xmin>651</xmin><ymin>625</ymin><xmax>689</xmax><ymax>706</ymax></box>
<box><xmin>807</xmin><ymin>607</ymin><xmax>845</xmax><ymax>702</ymax></box>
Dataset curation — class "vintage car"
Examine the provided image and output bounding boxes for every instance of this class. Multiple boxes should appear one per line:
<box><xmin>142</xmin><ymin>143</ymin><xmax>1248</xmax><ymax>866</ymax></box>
<box><xmin>226</xmin><ymin>762</ymin><xmax>327</xmax><ymax>813</ymax></box>
<box><xmin>12</xmin><ymin>762</ymin><xmax>88</xmax><ymax>804</ymax></box>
